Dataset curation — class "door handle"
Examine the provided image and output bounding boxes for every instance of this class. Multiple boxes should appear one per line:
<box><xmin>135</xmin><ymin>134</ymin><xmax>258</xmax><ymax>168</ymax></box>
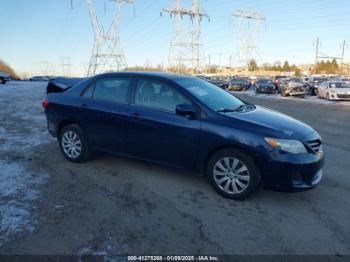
<box><xmin>132</xmin><ymin>113</ymin><xmax>141</xmax><ymax>121</ymax></box>
<box><xmin>79</xmin><ymin>104</ymin><xmax>88</xmax><ymax>111</ymax></box>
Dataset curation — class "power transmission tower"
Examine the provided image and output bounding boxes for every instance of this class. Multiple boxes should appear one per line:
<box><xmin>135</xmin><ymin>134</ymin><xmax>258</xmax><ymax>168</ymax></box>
<box><xmin>61</xmin><ymin>57</ymin><xmax>72</xmax><ymax>77</ymax></box>
<box><xmin>314</xmin><ymin>37</ymin><xmax>320</xmax><ymax>74</ymax></box>
<box><xmin>231</xmin><ymin>10</ymin><xmax>266</xmax><ymax>71</ymax></box>
<box><xmin>86</xmin><ymin>0</ymin><xmax>133</xmax><ymax>76</ymax></box>
<box><xmin>162</xmin><ymin>0</ymin><xmax>209</xmax><ymax>74</ymax></box>
<box><xmin>314</xmin><ymin>38</ymin><xmax>346</xmax><ymax>74</ymax></box>
<box><xmin>37</xmin><ymin>61</ymin><xmax>49</xmax><ymax>76</ymax></box>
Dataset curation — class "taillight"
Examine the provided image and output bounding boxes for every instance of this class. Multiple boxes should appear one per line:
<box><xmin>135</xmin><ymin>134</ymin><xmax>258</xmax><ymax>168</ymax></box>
<box><xmin>42</xmin><ymin>99</ymin><xmax>49</xmax><ymax>109</ymax></box>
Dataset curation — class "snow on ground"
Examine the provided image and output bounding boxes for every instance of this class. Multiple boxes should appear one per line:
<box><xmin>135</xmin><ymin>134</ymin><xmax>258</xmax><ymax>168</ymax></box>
<box><xmin>231</xmin><ymin>90</ymin><xmax>350</xmax><ymax>106</ymax></box>
<box><xmin>0</xmin><ymin>161</ymin><xmax>48</xmax><ymax>244</ymax></box>
<box><xmin>0</xmin><ymin>81</ymin><xmax>51</xmax><ymax>246</ymax></box>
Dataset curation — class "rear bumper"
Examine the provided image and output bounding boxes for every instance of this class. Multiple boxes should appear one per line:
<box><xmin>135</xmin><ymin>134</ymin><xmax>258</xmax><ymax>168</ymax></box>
<box><xmin>257</xmin><ymin>149</ymin><xmax>325</xmax><ymax>192</ymax></box>
<box><xmin>46</xmin><ymin>117</ymin><xmax>58</xmax><ymax>137</ymax></box>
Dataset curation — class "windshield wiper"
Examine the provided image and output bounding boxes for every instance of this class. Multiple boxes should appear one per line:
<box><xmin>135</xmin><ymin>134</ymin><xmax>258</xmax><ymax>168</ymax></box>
<box><xmin>217</xmin><ymin>104</ymin><xmax>246</xmax><ymax>113</ymax></box>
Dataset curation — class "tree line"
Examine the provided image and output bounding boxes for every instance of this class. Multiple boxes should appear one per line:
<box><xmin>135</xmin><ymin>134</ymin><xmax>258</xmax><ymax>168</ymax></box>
<box><xmin>0</xmin><ymin>59</ymin><xmax>19</xmax><ymax>79</ymax></box>
<box><xmin>249</xmin><ymin>58</ymin><xmax>342</xmax><ymax>75</ymax></box>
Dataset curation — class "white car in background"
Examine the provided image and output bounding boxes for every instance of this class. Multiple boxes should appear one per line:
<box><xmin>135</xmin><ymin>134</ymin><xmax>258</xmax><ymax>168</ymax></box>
<box><xmin>318</xmin><ymin>81</ymin><xmax>350</xmax><ymax>101</ymax></box>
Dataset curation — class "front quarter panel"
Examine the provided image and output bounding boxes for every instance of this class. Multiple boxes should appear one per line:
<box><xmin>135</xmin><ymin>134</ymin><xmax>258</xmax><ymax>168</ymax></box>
<box><xmin>197</xmin><ymin>115</ymin><xmax>269</xmax><ymax>173</ymax></box>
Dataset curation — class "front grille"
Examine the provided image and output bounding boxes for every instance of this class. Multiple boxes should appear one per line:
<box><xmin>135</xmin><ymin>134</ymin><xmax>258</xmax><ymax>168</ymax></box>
<box><xmin>337</xmin><ymin>94</ymin><xmax>350</xmax><ymax>99</ymax></box>
<box><xmin>305</xmin><ymin>139</ymin><xmax>322</xmax><ymax>154</ymax></box>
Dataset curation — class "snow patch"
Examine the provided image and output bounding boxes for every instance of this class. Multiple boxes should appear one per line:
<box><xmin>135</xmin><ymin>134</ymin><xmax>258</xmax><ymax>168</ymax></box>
<box><xmin>0</xmin><ymin>160</ymin><xmax>48</xmax><ymax>246</ymax></box>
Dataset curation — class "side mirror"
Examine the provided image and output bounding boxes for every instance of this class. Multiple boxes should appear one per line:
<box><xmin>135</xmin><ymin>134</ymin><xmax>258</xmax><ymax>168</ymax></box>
<box><xmin>176</xmin><ymin>103</ymin><xmax>197</xmax><ymax>118</ymax></box>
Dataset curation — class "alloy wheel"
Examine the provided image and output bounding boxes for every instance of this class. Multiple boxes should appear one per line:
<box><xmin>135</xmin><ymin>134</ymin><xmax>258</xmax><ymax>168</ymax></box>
<box><xmin>213</xmin><ymin>157</ymin><xmax>250</xmax><ymax>195</ymax></box>
<box><xmin>61</xmin><ymin>130</ymin><xmax>82</xmax><ymax>159</ymax></box>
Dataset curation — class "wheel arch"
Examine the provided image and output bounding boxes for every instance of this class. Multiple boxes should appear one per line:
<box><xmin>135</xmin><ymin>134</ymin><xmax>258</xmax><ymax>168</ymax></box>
<box><xmin>202</xmin><ymin>144</ymin><xmax>264</xmax><ymax>178</ymax></box>
<box><xmin>57</xmin><ymin>119</ymin><xmax>82</xmax><ymax>137</ymax></box>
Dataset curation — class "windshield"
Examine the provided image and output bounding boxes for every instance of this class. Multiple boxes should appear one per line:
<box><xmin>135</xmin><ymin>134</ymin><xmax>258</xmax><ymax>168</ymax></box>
<box><xmin>329</xmin><ymin>82</ymin><xmax>350</xmax><ymax>88</ymax></box>
<box><xmin>175</xmin><ymin>77</ymin><xmax>245</xmax><ymax>111</ymax></box>
<box><xmin>289</xmin><ymin>78</ymin><xmax>303</xmax><ymax>83</ymax></box>
<box><xmin>258</xmin><ymin>79</ymin><xmax>273</xmax><ymax>84</ymax></box>
<box><xmin>314</xmin><ymin>78</ymin><xmax>328</xmax><ymax>82</ymax></box>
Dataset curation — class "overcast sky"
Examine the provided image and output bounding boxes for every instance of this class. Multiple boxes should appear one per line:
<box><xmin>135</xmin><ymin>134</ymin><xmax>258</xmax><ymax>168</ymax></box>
<box><xmin>1</xmin><ymin>0</ymin><xmax>349</xmax><ymax>76</ymax></box>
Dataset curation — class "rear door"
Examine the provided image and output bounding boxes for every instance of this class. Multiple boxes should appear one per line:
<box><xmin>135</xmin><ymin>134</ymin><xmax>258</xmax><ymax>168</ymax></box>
<box><xmin>75</xmin><ymin>76</ymin><xmax>132</xmax><ymax>153</ymax></box>
<box><xmin>127</xmin><ymin>78</ymin><xmax>201</xmax><ymax>170</ymax></box>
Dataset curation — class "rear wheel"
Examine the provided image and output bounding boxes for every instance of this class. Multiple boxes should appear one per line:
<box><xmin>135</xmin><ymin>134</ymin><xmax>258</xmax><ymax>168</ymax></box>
<box><xmin>207</xmin><ymin>148</ymin><xmax>261</xmax><ymax>200</ymax></box>
<box><xmin>58</xmin><ymin>124</ymin><xmax>90</xmax><ymax>163</ymax></box>
<box><xmin>0</xmin><ymin>78</ymin><xmax>4</xmax><ymax>84</ymax></box>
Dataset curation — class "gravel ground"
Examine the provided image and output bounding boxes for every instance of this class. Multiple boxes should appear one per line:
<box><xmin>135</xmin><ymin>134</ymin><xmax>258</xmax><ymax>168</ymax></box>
<box><xmin>0</xmin><ymin>81</ymin><xmax>349</xmax><ymax>256</ymax></box>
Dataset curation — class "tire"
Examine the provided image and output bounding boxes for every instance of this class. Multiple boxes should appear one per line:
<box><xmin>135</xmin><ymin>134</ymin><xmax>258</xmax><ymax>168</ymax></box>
<box><xmin>326</xmin><ymin>93</ymin><xmax>330</xmax><ymax>101</ymax></box>
<box><xmin>0</xmin><ymin>78</ymin><xmax>4</xmax><ymax>84</ymax></box>
<box><xmin>58</xmin><ymin>124</ymin><xmax>90</xmax><ymax>163</ymax></box>
<box><xmin>206</xmin><ymin>148</ymin><xmax>261</xmax><ymax>200</ymax></box>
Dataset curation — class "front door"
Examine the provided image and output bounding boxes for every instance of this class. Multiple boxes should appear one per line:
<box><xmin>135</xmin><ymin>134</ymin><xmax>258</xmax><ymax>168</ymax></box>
<box><xmin>127</xmin><ymin>78</ymin><xmax>201</xmax><ymax>170</ymax></box>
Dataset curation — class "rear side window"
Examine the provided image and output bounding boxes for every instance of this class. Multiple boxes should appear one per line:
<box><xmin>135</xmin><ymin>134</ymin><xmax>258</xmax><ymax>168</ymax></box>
<box><xmin>135</xmin><ymin>79</ymin><xmax>190</xmax><ymax>112</ymax></box>
<box><xmin>82</xmin><ymin>84</ymin><xmax>94</xmax><ymax>98</ymax></box>
<box><xmin>93</xmin><ymin>77</ymin><xmax>131</xmax><ymax>103</ymax></box>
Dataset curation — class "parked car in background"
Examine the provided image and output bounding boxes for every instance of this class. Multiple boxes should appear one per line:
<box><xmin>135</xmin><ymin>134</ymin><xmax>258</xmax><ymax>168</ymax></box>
<box><xmin>255</xmin><ymin>78</ymin><xmax>275</xmax><ymax>94</ymax></box>
<box><xmin>302</xmin><ymin>77</ymin><xmax>311</xmax><ymax>83</ymax></box>
<box><xmin>227</xmin><ymin>77</ymin><xmax>250</xmax><ymax>91</ymax></box>
<box><xmin>274</xmin><ymin>76</ymin><xmax>288</xmax><ymax>91</ymax></box>
<box><xmin>0</xmin><ymin>72</ymin><xmax>11</xmax><ymax>84</ymax></box>
<box><xmin>340</xmin><ymin>77</ymin><xmax>350</xmax><ymax>84</ymax></box>
<box><xmin>43</xmin><ymin>72</ymin><xmax>324</xmax><ymax>200</ymax></box>
<box><xmin>306</xmin><ymin>77</ymin><xmax>329</xmax><ymax>96</ymax></box>
<box><xmin>30</xmin><ymin>76</ymin><xmax>50</xmax><ymax>82</ymax></box>
<box><xmin>318</xmin><ymin>81</ymin><xmax>350</xmax><ymax>101</ymax></box>
<box><xmin>207</xmin><ymin>76</ymin><xmax>229</xmax><ymax>89</ymax></box>
<box><xmin>279</xmin><ymin>78</ymin><xmax>307</xmax><ymax>97</ymax></box>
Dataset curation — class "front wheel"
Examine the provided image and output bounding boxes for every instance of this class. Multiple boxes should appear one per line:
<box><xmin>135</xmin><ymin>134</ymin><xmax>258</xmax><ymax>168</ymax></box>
<box><xmin>207</xmin><ymin>148</ymin><xmax>261</xmax><ymax>200</ymax></box>
<box><xmin>58</xmin><ymin>124</ymin><xmax>90</xmax><ymax>163</ymax></box>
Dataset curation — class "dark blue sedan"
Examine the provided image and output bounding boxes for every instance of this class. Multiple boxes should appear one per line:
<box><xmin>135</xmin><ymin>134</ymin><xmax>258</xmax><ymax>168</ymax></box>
<box><xmin>43</xmin><ymin>72</ymin><xmax>324</xmax><ymax>200</ymax></box>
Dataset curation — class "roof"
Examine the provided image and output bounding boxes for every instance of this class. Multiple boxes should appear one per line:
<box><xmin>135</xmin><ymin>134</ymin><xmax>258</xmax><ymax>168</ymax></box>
<box><xmin>93</xmin><ymin>71</ymin><xmax>193</xmax><ymax>80</ymax></box>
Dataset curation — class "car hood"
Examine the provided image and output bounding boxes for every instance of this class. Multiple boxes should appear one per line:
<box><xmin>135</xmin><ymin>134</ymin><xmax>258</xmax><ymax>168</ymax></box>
<box><xmin>287</xmin><ymin>81</ymin><xmax>304</xmax><ymax>87</ymax></box>
<box><xmin>227</xmin><ymin>106</ymin><xmax>316</xmax><ymax>140</ymax></box>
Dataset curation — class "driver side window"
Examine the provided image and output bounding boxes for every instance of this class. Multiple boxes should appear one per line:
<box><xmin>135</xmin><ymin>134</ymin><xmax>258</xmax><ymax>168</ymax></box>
<box><xmin>135</xmin><ymin>79</ymin><xmax>191</xmax><ymax>113</ymax></box>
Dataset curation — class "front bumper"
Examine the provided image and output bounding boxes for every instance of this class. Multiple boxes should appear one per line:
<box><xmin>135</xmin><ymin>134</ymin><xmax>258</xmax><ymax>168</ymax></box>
<box><xmin>256</xmin><ymin>88</ymin><xmax>275</xmax><ymax>94</ymax></box>
<box><xmin>328</xmin><ymin>93</ymin><xmax>350</xmax><ymax>100</ymax></box>
<box><xmin>289</xmin><ymin>91</ymin><xmax>307</xmax><ymax>97</ymax></box>
<box><xmin>229</xmin><ymin>86</ymin><xmax>245</xmax><ymax>91</ymax></box>
<box><xmin>257</xmin><ymin>148</ymin><xmax>325</xmax><ymax>192</ymax></box>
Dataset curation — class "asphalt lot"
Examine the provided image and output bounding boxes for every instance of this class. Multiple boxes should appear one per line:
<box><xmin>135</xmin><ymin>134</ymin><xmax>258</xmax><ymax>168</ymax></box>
<box><xmin>0</xmin><ymin>81</ymin><xmax>350</xmax><ymax>256</ymax></box>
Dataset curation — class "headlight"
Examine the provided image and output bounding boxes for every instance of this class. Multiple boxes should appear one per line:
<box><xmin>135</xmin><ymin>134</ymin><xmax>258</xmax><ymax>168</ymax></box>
<box><xmin>265</xmin><ymin>138</ymin><xmax>307</xmax><ymax>154</ymax></box>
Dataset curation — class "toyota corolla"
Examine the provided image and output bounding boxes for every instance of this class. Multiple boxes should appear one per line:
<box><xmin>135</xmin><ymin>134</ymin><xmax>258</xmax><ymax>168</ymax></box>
<box><xmin>43</xmin><ymin>72</ymin><xmax>324</xmax><ymax>200</ymax></box>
